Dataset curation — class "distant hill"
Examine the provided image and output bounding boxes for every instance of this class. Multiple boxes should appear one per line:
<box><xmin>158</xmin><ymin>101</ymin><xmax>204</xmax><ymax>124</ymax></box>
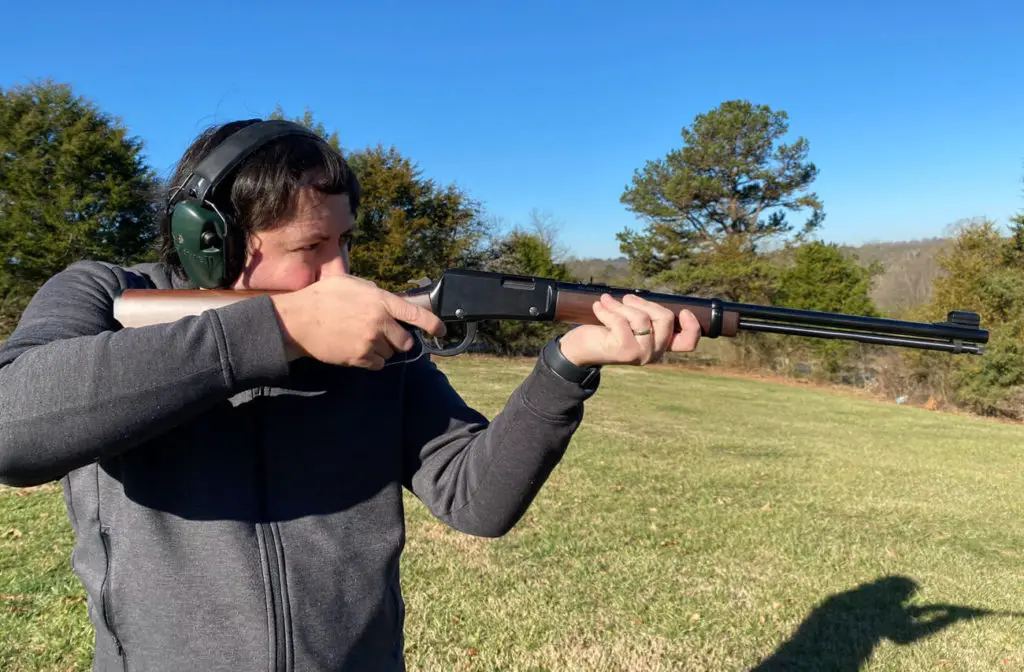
<box><xmin>838</xmin><ymin>238</ymin><xmax>951</xmax><ymax>316</ymax></box>
<box><xmin>563</xmin><ymin>257</ymin><xmax>633</xmax><ymax>286</ymax></box>
<box><xmin>564</xmin><ymin>237</ymin><xmax>952</xmax><ymax>317</ymax></box>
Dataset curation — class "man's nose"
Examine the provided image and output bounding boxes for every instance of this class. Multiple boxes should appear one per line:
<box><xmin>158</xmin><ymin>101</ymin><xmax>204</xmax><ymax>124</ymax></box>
<box><xmin>319</xmin><ymin>250</ymin><xmax>349</xmax><ymax>279</ymax></box>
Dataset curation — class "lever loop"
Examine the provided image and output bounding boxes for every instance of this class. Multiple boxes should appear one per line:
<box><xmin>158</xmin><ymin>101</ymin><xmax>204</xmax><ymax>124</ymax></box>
<box><xmin>417</xmin><ymin>321</ymin><xmax>478</xmax><ymax>356</ymax></box>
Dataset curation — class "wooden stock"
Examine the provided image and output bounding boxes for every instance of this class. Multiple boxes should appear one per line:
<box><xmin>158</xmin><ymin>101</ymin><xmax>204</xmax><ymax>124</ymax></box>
<box><xmin>554</xmin><ymin>290</ymin><xmax>741</xmax><ymax>337</ymax></box>
<box><xmin>114</xmin><ymin>289</ymin><xmax>278</xmax><ymax>328</ymax></box>
<box><xmin>113</xmin><ymin>289</ymin><xmax>436</xmax><ymax>329</ymax></box>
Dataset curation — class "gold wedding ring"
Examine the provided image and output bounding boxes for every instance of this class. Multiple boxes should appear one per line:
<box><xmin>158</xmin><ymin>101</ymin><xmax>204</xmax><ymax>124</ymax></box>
<box><xmin>633</xmin><ymin>328</ymin><xmax>652</xmax><ymax>336</ymax></box>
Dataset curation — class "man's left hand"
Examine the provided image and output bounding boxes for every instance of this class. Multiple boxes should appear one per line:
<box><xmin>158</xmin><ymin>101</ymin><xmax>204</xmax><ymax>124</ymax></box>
<box><xmin>556</xmin><ymin>293</ymin><xmax>702</xmax><ymax>368</ymax></box>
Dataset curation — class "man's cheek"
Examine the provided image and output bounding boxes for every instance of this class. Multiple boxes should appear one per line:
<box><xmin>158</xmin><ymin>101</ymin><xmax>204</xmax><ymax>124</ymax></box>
<box><xmin>286</xmin><ymin>264</ymin><xmax>320</xmax><ymax>290</ymax></box>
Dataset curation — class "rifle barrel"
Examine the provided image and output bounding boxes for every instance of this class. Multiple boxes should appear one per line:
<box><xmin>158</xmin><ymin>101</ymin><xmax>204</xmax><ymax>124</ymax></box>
<box><xmin>731</xmin><ymin>302</ymin><xmax>985</xmax><ymax>343</ymax></box>
<box><xmin>739</xmin><ymin>319</ymin><xmax>984</xmax><ymax>354</ymax></box>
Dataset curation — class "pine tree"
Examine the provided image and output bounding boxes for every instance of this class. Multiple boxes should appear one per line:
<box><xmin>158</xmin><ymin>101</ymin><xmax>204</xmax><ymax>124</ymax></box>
<box><xmin>0</xmin><ymin>80</ymin><xmax>159</xmax><ymax>335</ymax></box>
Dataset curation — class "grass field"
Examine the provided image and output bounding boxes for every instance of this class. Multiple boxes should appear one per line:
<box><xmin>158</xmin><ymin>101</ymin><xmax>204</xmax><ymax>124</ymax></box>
<box><xmin>2</xmin><ymin>356</ymin><xmax>1024</xmax><ymax>670</ymax></box>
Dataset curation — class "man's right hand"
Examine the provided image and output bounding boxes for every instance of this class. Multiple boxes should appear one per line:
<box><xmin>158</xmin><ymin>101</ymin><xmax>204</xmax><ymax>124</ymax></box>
<box><xmin>269</xmin><ymin>275</ymin><xmax>446</xmax><ymax>369</ymax></box>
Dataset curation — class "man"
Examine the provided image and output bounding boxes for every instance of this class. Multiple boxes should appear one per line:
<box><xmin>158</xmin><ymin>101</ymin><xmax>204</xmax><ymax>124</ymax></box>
<box><xmin>0</xmin><ymin>119</ymin><xmax>702</xmax><ymax>671</ymax></box>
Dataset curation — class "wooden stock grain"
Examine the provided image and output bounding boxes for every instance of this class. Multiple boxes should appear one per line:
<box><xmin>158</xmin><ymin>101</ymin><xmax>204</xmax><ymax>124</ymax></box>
<box><xmin>554</xmin><ymin>290</ymin><xmax>740</xmax><ymax>337</ymax></box>
<box><xmin>114</xmin><ymin>288</ymin><xmax>437</xmax><ymax>329</ymax></box>
<box><xmin>113</xmin><ymin>289</ymin><xmax>279</xmax><ymax>328</ymax></box>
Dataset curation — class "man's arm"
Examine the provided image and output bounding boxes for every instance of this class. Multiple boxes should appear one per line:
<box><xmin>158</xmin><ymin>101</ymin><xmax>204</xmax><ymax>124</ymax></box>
<box><xmin>0</xmin><ymin>261</ymin><xmax>291</xmax><ymax>487</ymax></box>
<box><xmin>400</xmin><ymin>339</ymin><xmax>599</xmax><ymax>538</ymax></box>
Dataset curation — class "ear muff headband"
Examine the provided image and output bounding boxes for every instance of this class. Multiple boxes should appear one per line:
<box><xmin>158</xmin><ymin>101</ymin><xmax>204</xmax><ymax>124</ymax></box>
<box><xmin>169</xmin><ymin>120</ymin><xmax>323</xmax><ymax>288</ymax></box>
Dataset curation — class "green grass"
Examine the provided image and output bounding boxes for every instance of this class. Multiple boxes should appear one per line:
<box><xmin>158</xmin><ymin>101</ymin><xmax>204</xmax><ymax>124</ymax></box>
<box><xmin>3</xmin><ymin>357</ymin><xmax>1024</xmax><ymax>670</ymax></box>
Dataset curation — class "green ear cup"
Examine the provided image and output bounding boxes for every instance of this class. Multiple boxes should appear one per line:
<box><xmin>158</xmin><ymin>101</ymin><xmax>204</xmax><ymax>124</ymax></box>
<box><xmin>167</xmin><ymin>120</ymin><xmax>325</xmax><ymax>287</ymax></box>
<box><xmin>170</xmin><ymin>200</ymin><xmax>229</xmax><ymax>288</ymax></box>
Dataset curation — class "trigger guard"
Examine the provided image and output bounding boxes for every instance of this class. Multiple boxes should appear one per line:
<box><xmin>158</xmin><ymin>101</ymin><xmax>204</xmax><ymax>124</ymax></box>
<box><xmin>418</xmin><ymin>321</ymin><xmax>478</xmax><ymax>356</ymax></box>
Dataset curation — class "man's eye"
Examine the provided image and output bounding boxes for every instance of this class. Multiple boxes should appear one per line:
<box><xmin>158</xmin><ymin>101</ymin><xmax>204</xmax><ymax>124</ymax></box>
<box><xmin>300</xmin><ymin>243</ymin><xmax>320</xmax><ymax>252</ymax></box>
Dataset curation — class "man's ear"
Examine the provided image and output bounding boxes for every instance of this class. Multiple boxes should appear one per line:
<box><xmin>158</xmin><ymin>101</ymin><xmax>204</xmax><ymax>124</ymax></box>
<box><xmin>229</xmin><ymin>234</ymin><xmax>265</xmax><ymax>289</ymax></box>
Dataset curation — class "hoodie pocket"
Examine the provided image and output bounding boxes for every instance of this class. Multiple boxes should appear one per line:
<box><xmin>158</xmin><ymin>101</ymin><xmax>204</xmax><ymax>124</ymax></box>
<box><xmin>99</xmin><ymin>526</ymin><xmax>126</xmax><ymax>669</ymax></box>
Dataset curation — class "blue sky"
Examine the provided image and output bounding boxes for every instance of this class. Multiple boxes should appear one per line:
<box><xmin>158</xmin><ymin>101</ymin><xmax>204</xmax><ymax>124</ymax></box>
<box><xmin>3</xmin><ymin>0</ymin><xmax>1022</xmax><ymax>259</ymax></box>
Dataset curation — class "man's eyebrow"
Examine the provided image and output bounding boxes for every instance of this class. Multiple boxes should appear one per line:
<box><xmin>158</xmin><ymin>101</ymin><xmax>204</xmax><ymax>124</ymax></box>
<box><xmin>294</xmin><ymin>226</ymin><xmax>355</xmax><ymax>243</ymax></box>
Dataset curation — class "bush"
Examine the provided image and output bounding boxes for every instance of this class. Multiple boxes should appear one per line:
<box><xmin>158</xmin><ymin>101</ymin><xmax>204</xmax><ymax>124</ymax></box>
<box><xmin>914</xmin><ymin>219</ymin><xmax>1024</xmax><ymax>418</ymax></box>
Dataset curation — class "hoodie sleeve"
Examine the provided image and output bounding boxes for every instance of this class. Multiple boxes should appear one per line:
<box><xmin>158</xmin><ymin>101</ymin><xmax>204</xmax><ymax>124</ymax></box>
<box><xmin>0</xmin><ymin>261</ymin><xmax>291</xmax><ymax>487</ymax></box>
<box><xmin>399</xmin><ymin>345</ymin><xmax>600</xmax><ymax>538</ymax></box>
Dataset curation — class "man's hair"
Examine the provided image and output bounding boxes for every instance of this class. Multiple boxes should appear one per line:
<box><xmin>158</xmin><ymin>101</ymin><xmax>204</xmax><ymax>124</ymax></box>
<box><xmin>158</xmin><ymin>118</ymin><xmax>361</xmax><ymax>281</ymax></box>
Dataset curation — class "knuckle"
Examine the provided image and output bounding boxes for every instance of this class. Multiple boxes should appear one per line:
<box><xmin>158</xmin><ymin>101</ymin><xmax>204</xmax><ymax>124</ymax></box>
<box><xmin>393</xmin><ymin>301</ymin><xmax>417</xmax><ymax>323</ymax></box>
<box><xmin>369</xmin><ymin>303</ymin><xmax>388</xmax><ymax>323</ymax></box>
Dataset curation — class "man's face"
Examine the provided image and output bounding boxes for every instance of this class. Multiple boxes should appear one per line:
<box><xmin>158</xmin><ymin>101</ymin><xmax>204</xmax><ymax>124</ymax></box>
<box><xmin>231</xmin><ymin>190</ymin><xmax>355</xmax><ymax>291</ymax></box>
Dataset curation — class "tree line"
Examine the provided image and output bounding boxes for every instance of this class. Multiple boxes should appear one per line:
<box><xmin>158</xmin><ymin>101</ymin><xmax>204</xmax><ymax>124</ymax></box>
<box><xmin>2</xmin><ymin>80</ymin><xmax>1022</xmax><ymax>419</ymax></box>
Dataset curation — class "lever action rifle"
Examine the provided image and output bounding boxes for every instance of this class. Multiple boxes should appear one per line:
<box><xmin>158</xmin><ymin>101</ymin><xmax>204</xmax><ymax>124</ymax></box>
<box><xmin>113</xmin><ymin>268</ymin><xmax>989</xmax><ymax>357</ymax></box>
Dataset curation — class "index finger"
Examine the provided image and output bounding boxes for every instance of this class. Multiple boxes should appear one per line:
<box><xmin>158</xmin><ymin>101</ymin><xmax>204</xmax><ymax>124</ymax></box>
<box><xmin>386</xmin><ymin>293</ymin><xmax>447</xmax><ymax>337</ymax></box>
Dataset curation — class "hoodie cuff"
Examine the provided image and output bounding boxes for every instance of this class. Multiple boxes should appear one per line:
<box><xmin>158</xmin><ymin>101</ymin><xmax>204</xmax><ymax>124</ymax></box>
<box><xmin>541</xmin><ymin>337</ymin><xmax>602</xmax><ymax>388</ymax></box>
<box><xmin>517</xmin><ymin>339</ymin><xmax>601</xmax><ymax>420</ymax></box>
<box><xmin>209</xmin><ymin>294</ymin><xmax>292</xmax><ymax>390</ymax></box>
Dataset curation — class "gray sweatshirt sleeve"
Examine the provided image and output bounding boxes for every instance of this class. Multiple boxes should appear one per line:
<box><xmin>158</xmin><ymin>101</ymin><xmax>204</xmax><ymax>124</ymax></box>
<box><xmin>0</xmin><ymin>261</ymin><xmax>291</xmax><ymax>487</ymax></box>
<box><xmin>400</xmin><ymin>349</ymin><xmax>599</xmax><ymax>538</ymax></box>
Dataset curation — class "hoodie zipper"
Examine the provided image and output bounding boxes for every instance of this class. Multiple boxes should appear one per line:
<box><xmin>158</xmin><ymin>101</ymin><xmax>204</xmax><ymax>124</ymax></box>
<box><xmin>256</xmin><ymin>523</ymin><xmax>287</xmax><ymax>672</ymax></box>
<box><xmin>99</xmin><ymin>526</ymin><xmax>127</xmax><ymax>670</ymax></box>
<box><xmin>253</xmin><ymin>389</ymin><xmax>290</xmax><ymax>672</ymax></box>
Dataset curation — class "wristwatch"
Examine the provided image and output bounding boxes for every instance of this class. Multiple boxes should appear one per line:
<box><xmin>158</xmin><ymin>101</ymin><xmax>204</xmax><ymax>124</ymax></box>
<box><xmin>542</xmin><ymin>337</ymin><xmax>601</xmax><ymax>389</ymax></box>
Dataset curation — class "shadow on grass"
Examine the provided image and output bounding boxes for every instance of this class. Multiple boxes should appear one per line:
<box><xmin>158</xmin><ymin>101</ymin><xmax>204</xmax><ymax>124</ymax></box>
<box><xmin>750</xmin><ymin>575</ymin><xmax>1019</xmax><ymax>671</ymax></box>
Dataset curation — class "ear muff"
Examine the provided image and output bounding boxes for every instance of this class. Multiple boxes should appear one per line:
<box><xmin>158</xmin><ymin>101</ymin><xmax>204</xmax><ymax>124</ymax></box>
<box><xmin>170</xmin><ymin>200</ymin><xmax>230</xmax><ymax>289</ymax></box>
<box><xmin>167</xmin><ymin>120</ymin><xmax>324</xmax><ymax>288</ymax></box>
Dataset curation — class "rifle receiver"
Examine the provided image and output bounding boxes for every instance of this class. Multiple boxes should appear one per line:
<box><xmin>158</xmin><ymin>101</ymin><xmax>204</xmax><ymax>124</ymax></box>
<box><xmin>425</xmin><ymin>269</ymin><xmax>559</xmax><ymax>322</ymax></box>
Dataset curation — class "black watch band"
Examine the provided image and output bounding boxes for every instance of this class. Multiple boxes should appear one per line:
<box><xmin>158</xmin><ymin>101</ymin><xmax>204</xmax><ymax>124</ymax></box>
<box><xmin>542</xmin><ymin>337</ymin><xmax>601</xmax><ymax>388</ymax></box>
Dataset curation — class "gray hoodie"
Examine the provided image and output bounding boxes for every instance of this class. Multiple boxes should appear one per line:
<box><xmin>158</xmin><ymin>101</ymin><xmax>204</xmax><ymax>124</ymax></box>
<box><xmin>0</xmin><ymin>260</ymin><xmax>600</xmax><ymax>671</ymax></box>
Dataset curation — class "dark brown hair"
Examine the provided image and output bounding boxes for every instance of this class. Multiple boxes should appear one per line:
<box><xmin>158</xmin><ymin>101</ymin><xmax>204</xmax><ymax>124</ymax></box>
<box><xmin>158</xmin><ymin>118</ymin><xmax>361</xmax><ymax>282</ymax></box>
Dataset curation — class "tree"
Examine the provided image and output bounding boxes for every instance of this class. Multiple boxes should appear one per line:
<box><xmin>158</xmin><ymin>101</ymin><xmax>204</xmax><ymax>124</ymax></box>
<box><xmin>268</xmin><ymin>105</ymin><xmax>492</xmax><ymax>290</ymax></box>
<box><xmin>617</xmin><ymin>99</ymin><xmax>823</xmax><ymax>302</ymax></box>
<box><xmin>915</xmin><ymin>217</ymin><xmax>1024</xmax><ymax>418</ymax></box>
<box><xmin>475</xmin><ymin>223</ymin><xmax>577</xmax><ymax>356</ymax></box>
<box><xmin>0</xmin><ymin>80</ymin><xmax>160</xmax><ymax>335</ymax></box>
<box><xmin>522</xmin><ymin>208</ymin><xmax>571</xmax><ymax>264</ymax></box>
<box><xmin>771</xmin><ymin>241</ymin><xmax>882</xmax><ymax>377</ymax></box>
<box><xmin>268</xmin><ymin>104</ymin><xmax>342</xmax><ymax>152</ymax></box>
<box><xmin>1004</xmin><ymin>171</ymin><xmax>1024</xmax><ymax>266</ymax></box>
<box><xmin>774</xmin><ymin>242</ymin><xmax>881</xmax><ymax>316</ymax></box>
<box><xmin>346</xmin><ymin>146</ymin><xmax>490</xmax><ymax>288</ymax></box>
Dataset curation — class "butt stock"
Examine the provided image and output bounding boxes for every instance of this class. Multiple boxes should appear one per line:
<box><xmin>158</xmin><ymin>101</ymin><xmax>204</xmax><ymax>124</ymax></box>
<box><xmin>113</xmin><ymin>289</ymin><xmax>272</xmax><ymax>328</ymax></box>
<box><xmin>113</xmin><ymin>268</ymin><xmax>989</xmax><ymax>356</ymax></box>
